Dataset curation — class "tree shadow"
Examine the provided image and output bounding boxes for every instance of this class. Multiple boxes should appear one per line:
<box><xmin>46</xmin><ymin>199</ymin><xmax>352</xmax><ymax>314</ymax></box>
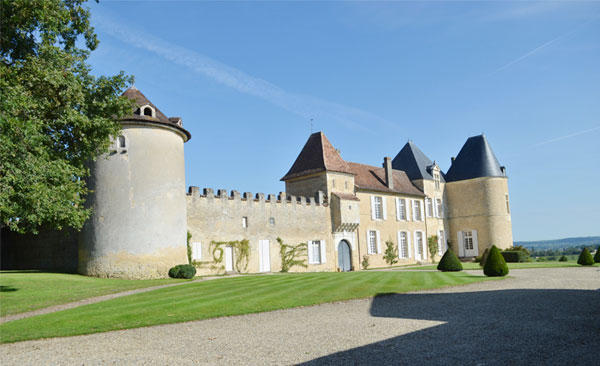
<box><xmin>300</xmin><ymin>288</ymin><xmax>600</xmax><ymax>365</ymax></box>
<box><xmin>0</xmin><ymin>285</ymin><xmax>18</xmax><ymax>292</ymax></box>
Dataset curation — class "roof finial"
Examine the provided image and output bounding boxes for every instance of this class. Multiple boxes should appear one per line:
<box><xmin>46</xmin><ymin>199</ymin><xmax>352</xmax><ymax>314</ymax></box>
<box><xmin>130</xmin><ymin>85</ymin><xmax>138</xmax><ymax>90</ymax></box>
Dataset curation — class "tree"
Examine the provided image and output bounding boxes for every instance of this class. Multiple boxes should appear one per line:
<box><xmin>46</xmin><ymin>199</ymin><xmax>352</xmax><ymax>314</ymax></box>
<box><xmin>427</xmin><ymin>235</ymin><xmax>439</xmax><ymax>264</ymax></box>
<box><xmin>594</xmin><ymin>246</ymin><xmax>600</xmax><ymax>263</ymax></box>
<box><xmin>483</xmin><ymin>245</ymin><xmax>509</xmax><ymax>277</ymax></box>
<box><xmin>577</xmin><ymin>248</ymin><xmax>594</xmax><ymax>266</ymax></box>
<box><xmin>383</xmin><ymin>240</ymin><xmax>398</xmax><ymax>267</ymax></box>
<box><xmin>0</xmin><ymin>0</ymin><xmax>133</xmax><ymax>233</ymax></box>
<box><xmin>437</xmin><ymin>248</ymin><xmax>463</xmax><ymax>272</ymax></box>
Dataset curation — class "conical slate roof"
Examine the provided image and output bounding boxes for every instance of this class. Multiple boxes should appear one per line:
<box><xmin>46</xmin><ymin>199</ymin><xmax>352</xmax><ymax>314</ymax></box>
<box><xmin>445</xmin><ymin>134</ymin><xmax>505</xmax><ymax>182</ymax></box>
<box><xmin>121</xmin><ymin>86</ymin><xmax>191</xmax><ymax>141</ymax></box>
<box><xmin>392</xmin><ymin>141</ymin><xmax>444</xmax><ymax>182</ymax></box>
<box><xmin>281</xmin><ymin>132</ymin><xmax>353</xmax><ymax>181</ymax></box>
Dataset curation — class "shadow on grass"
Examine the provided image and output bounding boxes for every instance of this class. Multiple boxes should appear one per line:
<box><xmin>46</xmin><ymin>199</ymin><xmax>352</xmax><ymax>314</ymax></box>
<box><xmin>0</xmin><ymin>286</ymin><xmax>18</xmax><ymax>292</ymax></box>
<box><xmin>301</xmin><ymin>288</ymin><xmax>600</xmax><ymax>365</ymax></box>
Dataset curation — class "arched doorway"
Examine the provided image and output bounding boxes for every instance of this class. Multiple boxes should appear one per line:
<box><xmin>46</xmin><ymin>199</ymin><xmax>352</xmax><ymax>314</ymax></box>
<box><xmin>338</xmin><ymin>240</ymin><xmax>351</xmax><ymax>272</ymax></box>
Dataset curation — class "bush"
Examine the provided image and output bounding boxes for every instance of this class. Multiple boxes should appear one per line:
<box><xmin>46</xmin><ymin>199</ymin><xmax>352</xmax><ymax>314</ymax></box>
<box><xmin>483</xmin><ymin>245</ymin><xmax>509</xmax><ymax>277</ymax></box>
<box><xmin>361</xmin><ymin>255</ymin><xmax>370</xmax><ymax>270</ymax></box>
<box><xmin>547</xmin><ymin>256</ymin><xmax>557</xmax><ymax>261</ymax></box>
<box><xmin>536</xmin><ymin>257</ymin><xmax>547</xmax><ymax>262</ymax></box>
<box><xmin>594</xmin><ymin>246</ymin><xmax>600</xmax><ymax>263</ymax></box>
<box><xmin>168</xmin><ymin>264</ymin><xmax>197</xmax><ymax>279</ymax></box>
<box><xmin>437</xmin><ymin>249</ymin><xmax>463</xmax><ymax>272</ymax></box>
<box><xmin>577</xmin><ymin>248</ymin><xmax>594</xmax><ymax>266</ymax></box>
<box><xmin>559</xmin><ymin>255</ymin><xmax>568</xmax><ymax>262</ymax></box>
<box><xmin>478</xmin><ymin>248</ymin><xmax>490</xmax><ymax>268</ymax></box>
<box><xmin>501</xmin><ymin>251</ymin><xmax>527</xmax><ymax>263</ymax></box>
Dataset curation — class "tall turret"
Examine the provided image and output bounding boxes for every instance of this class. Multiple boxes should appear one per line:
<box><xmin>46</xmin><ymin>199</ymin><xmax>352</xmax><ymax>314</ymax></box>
<box><xmin>78</xmin><ymin>87</ymin><xmax>191</xmax><ymax>279</ymax></box>
<box><xmin>444</xmin><ymin>135</ymin><xmax>512</xmax><ymax>257</ymax></box>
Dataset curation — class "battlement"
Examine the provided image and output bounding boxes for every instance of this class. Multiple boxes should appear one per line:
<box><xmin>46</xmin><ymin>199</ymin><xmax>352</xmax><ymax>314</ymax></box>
<box><xmin>187</xmin><ymin>186</ymin><xmax>328</xmax><ymax>207</ymax></box>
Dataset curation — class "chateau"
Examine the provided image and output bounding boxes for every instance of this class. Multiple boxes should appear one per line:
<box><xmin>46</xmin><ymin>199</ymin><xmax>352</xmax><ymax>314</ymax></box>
<box><xmin>1</xmin><ymin>87</ymin><xmax>513</xmax><ymax>279</ymax></box>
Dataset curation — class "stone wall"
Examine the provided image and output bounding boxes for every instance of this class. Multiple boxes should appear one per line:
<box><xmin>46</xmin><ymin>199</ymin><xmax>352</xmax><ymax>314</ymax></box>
<box><xmin>186</xmin><ymin>187</ymin><xmax>334</xmax><ymax>275</ymax></box>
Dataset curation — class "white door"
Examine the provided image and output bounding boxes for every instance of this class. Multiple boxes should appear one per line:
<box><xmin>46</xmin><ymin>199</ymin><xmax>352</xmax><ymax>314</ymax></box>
<box><xmin>259</xmin><ymin>240</ymin><xmax>270</xmax><ymax>272</ymax></box>
<box><xmin>414</xmin><ymin>232</ymin><xmax>423</xmax><ymax>261</ymax></box>
<box><xmin>463</xmin><ymin>231</ymin><xmax>478</xmax><ymax>257</ymax></box>
<box><xmin>224</xmin><ymin>246</ymin><xmax>234</xmax><ymax>272</ymax></box>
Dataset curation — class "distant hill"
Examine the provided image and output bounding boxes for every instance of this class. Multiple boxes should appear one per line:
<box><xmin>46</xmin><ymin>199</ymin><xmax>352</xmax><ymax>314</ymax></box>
<box><xmin>514</xmin><ymin>236</ymin><xmax>600</xmax><ymax>250</ymax></box>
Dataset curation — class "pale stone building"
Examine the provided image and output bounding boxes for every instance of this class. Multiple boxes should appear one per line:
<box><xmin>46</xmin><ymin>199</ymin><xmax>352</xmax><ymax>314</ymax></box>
<box><xmin>1</xmin><ymin>87</ymin><xmax>513</xmax><ymax>278</ymax></box>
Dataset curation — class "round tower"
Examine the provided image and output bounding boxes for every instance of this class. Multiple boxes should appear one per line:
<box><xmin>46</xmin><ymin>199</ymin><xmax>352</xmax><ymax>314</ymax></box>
<box><xmin>79</xmin><ymin>87</ymin><xmax>191</xmax><ymax>279</ymax></box>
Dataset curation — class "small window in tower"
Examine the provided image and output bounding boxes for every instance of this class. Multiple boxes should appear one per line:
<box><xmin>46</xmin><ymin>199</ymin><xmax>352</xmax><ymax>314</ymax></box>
<box><xmin>143</xmin><ymin>106</ymin><xmax>153</xmax><ymax>116</ymax></box>
<box><xmin>332</xmin><ymin>180</ymin><xmax>336</xmax><ymax>188</ymax></box>
<box><xmin>242</xmin><ymin>216</ymin><xmax>248</xmax><ymax>228</ymax></box>
<box><xmin>269</xmin><ymin>217</ymin><xmax>275</xmax><ymax>225</ymax></box>
<box><xmin>345</xmin><ymin>181</ymin><xmax>348</xmax><ymax>189</ymax></box>
<box><xmin>134</xmin><ymin>108</ymin><xmax>141</xmax><ymax>115</ymax></box>
<box><xmin>118</xmin><ymin>135</ymin><xmax>126</xmax><ymax>148</ymax></box>
<box><xmin>506</xmin><ymin>195</ymin><xmax>510</xmax><ymax>214</ymax></box>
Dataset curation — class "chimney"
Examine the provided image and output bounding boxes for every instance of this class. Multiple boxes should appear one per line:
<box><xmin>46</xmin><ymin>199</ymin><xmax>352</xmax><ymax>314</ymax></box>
<box><xmin>451</xmin><ymin>157</ymin><xmax>456</xmax><ymax>165</ymax></box>
<box><xmin>383</xmin><ymin>157</ymin><xmax>393</xmax><ymax>190</ymax></box>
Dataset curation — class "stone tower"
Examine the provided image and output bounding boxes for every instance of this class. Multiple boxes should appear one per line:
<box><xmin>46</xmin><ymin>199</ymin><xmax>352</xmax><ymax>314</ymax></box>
<box><xmin>444</xmin><ymin>134</ymin><xmax>513</xmax><ymax>257</ymax></box>
<box><xmin>78</xmin><ymin>87</ymin><xmax>191</xmax><ymax>279</ymax></box>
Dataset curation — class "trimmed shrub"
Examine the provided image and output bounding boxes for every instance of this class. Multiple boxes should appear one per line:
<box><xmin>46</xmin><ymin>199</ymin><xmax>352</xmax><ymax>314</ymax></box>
<box><xmin>594</xmin><ymin>247</ymin><xmax>600</xmax><ymax>263</ymax></box>
<box><xmin>501</xmin><ymin>251</ymin><xmax>527</xmax><ymax>263</ymax></box>
<box><xmin>577</xmin><ymin>248</ymin><xmax>594</xmax><ymax>266</ymax></box>
<box><xmin>168</xmin><ymin>264</ymin><xmax>197</xmax><ymax>279</ymax></box>
<box><xmin>558</xmin><ymin>255</ymin><xmax>568</xmax><ymax>262</ymax></box>
<box><xmin>484</xmin><ymin>245</ymin><xmax>509</xmax><ymax>277</ymax></box>
<box><xmin>437</xmin><ymin>249</ymin><xmax>463</xmax><ymax>272</ymax></box>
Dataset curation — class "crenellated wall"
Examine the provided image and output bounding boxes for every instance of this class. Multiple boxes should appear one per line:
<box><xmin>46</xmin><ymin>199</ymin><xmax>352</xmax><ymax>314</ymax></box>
<box><xmin>186</xmin><ymin>187</ymin><xmax>335</xmax><ymax>275</ymax></box>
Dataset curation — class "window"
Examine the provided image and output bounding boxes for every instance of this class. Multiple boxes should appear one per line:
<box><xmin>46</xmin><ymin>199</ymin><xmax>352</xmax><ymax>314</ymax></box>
<box><xmin>397</xmin><ymin>199</ymin><xmax>406</xmax><ymax>220</ymax></box>
<box><xmin>143</xmin><ymin>106</ymin><xmax>153</xmax><ymax>116</ymax></box>
<box><xmin>368</xmin><ymin>230</ymin><xmax>377</xmax><ymax>254</ymax></box>
<box><xmin>373</xmin><ymin>196</ymin><xmax>383</xmax><ymax>220</ymax></box>
<box><xmin>426</xmin><ymin>198</ymin><xmax>433</xmax><ymax>217</ymax></box>
<box><xmin>118</xmin><ymin>135</ymin><xmax>126</xmax><ymax>148</ymax></box>
<box><xmin>269</xmin><ymin>217</ymin><xmax>275</xmax><ymax>225</ymax></box>
<box><xmin>413</xmin><ymin>200</ymin><xmax>422</xmax><ymax>221</ymax></box>
<box><xmin>242</xmin><ymin>216</ymin><xmax>248</xmax><ymax>228</ymax></box>
<box><xmin>437</xmin><ymin>231</ymin><xmax>444</xmax><ymax>255</ymax></box>
<box><xmin>506</xmin><ymin>195</ymin><xmax>510</xmax><ymax>214</ymax></box>
<box><xmin>434</xmin><ymin>172</ymin><xmax>441</xmax><ymax>190</ymax></box>
<box><xmin>309</xmin><ymin>240</ymin><xmax>322</xmax><ymax>264</ymax></box>
<box><xmin>464</xmin><ymin>231</ymin><xmax>474</xmax><ymax>250</ymax></box>
<box><xmin>415</xmin><ymin>231</ymin><xmax>424</xmax><ymax>256</ymax></box>
<box><xmin>399</xmin><ymin>232</ymin><xmax>408</xmax><ymax>258</ymax></box>
<box><xmin>332</xmin><ymin>179</ymin><xmax>336</xmax><ymax>188</ymax></box>
<box><xmin>134</xmin><ymin>107</ymin><xmax>141</xmax><ymax>115</ymax></box>
<box><xmin>436</xmin><ymin>199</ymin><xmax>443</xmax><ymax>218</ymax></box>
<box><xmin>344</xmin><ymin>181</ymin><xmax>348</xmax><ymax>189</ymax></box>
<box><xmin>191</xmin><ymin>242</ymin><xmax>202</xmax><ymax>261</ymax></box>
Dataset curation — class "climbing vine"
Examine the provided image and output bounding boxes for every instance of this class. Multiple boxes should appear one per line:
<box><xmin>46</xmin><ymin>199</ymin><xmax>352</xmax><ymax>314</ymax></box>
<box><xmin>208</xmin><ymin>239</ymin><xmax>251</xmax><ymax>273</ymax></box>
<box><xmin>277</xmin><ymin>237</ymin><xmax>308</xmax><ymax>273</ymax></box>
<box><xmin>186</xmin><ymin>230</ymin><xmax>192</xmax><ymax>265</ymax></box>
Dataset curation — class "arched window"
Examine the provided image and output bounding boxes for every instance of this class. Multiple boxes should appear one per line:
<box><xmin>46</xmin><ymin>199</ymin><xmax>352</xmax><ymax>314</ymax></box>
<box><xmin>143</xmin><ymin>107</ymin><xmax>153</xmax><ymax>116</ymax></box>
<box><xmin>134</xmin><ymin>108</ymin><xmax>141</xmax><ymax>115</ymax></box>
<box><xmin>118</xmin><ymin>135</ymin><xmax>126</xmax><ymax>148</ymax></box>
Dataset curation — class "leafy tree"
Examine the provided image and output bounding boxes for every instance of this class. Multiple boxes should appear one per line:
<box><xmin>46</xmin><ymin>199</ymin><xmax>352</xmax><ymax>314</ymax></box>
<box><xmin>0</xmin><ymin>0</ymin><xmax>133</xmax><ymax>233</ymax></box>
<box><xmin>558</xmin><ymin>255</ymin><xmax>568</xmax><ymax>262</ymax></box>
<box><xmin>427</xmin><ymin>235</ymin><xmax>439</xmax><ymax>264</ymax></box>
<box><xmin>594</xmin><ymin>246</ymin><xmax>600</xmax><ymax>263</ymax></box>
<box><xmin>277</xmin><ymin>237</ymin><xmax>307</xmax><ymax>273</ymax></box>
<box><xmin>383</xmin><ymin>240</ymin><xmax>398</xmax><ymax>267</ymax></box>
<box><xmin>437</xmin><ymin>249</ymin><xmax>463</xmax><ymax>272</ymax></box>
<box><xmin>577</xmin><ymin>248</ymin><xmax>594</xmax><ymax>266</ymax></box>
<box><xmin>483</xmin><ymin>245</ymin><xmax>509</xmax><ymax>277</ymax></box>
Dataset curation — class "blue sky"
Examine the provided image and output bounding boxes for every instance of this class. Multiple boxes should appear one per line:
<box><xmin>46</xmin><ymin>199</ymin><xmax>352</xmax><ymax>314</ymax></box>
<box><xmin>87</xmin><ymin>1</ymin><xmax>599</xmax><ymax>241</ymax></box>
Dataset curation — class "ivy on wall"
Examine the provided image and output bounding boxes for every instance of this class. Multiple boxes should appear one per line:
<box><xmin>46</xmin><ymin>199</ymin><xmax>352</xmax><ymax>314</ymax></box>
<box><xmin>277</xmin><ymin>237</ymin><xmax>308</xmax><ymax>273</ymax></box>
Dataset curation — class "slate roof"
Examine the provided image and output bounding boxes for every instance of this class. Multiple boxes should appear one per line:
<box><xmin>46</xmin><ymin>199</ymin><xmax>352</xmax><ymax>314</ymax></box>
<box><xmin>121</xmin><ymin>86</ymin><xmax>191</xmax><ymax>141</ymax></box>
<box><xmin>281</xmin><ymin>132</ymin><xmax>353</xmax><ymax>181</ymax></box>
<box><xmin>392</xmin><ymin>141</ymin><xmax>445</xmax><ymax>182</ymax></box>
<box><xmin>445</xmin><ymin>134</ymin><xmax>505</xmax><ymax>182</ymax></box>
<box><xmin>346</xmin><ymin>162</ymin><xmax>424</xmax><ymax>197</ymax></box>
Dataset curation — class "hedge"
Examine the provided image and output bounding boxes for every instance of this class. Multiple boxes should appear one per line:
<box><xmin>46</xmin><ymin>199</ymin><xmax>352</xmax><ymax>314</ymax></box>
<box><xmin>168</xmin><ymin>264</ymin><xmax>197</xmax><ymax>279</ymax></box>
<box><xmin>437</xmin><ymin>249</ymin><xmax>463</xmax><ymax>272</ymax></box>
<box><xmin>484</xmin><ymin>245</ymin><xmax>509</xmax><ymax>277</ymax></box>
<box><xmin>501</xmin><ymin>251</ymin><xmax>527</xmax><ymax>263</ymax></box>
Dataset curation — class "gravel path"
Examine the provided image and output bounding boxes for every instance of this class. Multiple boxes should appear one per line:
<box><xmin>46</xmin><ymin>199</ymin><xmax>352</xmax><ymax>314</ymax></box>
<box><xmin>1</xmin><ymin>267</ymin><xmax>599</xmax><ymax>365</ymax></box>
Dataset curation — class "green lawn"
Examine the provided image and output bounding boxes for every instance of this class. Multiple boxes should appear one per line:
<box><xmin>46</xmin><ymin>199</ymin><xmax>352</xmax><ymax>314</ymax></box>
<box><xmin>409</xmin><ymin>261</ymin><xmax>597</xmax><ymax>271</ymax></box>
<box><xmin>0</xmin><ymin>271</ymin><xmax>494</xmax><ymax>343</ymax></box>
<box><xmin>0</xmin><ymin>271</ymin><xmax>190</xmax><ymax>317</ymax></box>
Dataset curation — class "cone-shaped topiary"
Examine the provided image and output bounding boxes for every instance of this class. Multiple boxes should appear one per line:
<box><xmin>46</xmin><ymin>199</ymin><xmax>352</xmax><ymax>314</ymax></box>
<box><xmin>594</xmin><ymin>246</ymin><xmax>600</xmax><ymax>263</ymax></box>
<box><xmin>577</xmin><ymin>248</ymin><xmax>594</xmax><ymax>266</ymax></box>
<box><xmin>437</xmin><ymin>248</ymin><xmax>463</xmax><ymax>272</ymax></box>
<box><xmin>478</xmin><ymin>247</ymin><xmax>490</xmax><ymax>268</ymax></box>
<box><xmin>483</xmin><ymin>245</ymin><xmax>509</xmax><ymax>277</ymax></box>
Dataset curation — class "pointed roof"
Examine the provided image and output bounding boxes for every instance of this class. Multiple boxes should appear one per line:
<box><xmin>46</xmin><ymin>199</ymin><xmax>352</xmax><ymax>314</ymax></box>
<box><xmin>392</xmin><ymin>141</ymin><xmax>444</xmax><ymax>182</ymax></box>
<box><xmin>121</xmin><ymin>86</ymin><xmax>191</xmax><ymax>141</ymax></box>
<box><xmin>281</xmin><ymin>132</ymin><xmax>353</xmax><ymax>181</ymax></box>
<box><xmin>346</xmin><ymin>162</ymin><xmax>424</xmax><ymax>196</ymax></box>
<box><xmin>445</xmin><ymin>134</ymin><xmax>505</xmax><ymax>182</ymax></box>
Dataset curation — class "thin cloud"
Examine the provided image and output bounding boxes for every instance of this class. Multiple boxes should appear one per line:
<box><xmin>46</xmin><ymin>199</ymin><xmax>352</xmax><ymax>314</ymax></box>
<box><xmin>490</xmin><ymin>16</ymin><xmax>598</xmax><ymax>75</ymax></box>
<box><xmin>530</xmin><ymin>126</ymin><xmax>600</xmax><ymax>148</ymax></box>
<box><xmin>93</xmin><ymin>13</ymin><xmax>396</xmax><ymax>133</ymax></box>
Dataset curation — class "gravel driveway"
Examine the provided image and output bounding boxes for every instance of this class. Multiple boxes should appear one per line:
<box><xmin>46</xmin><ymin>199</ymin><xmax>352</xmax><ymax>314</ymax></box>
<box><xmin>1</xmin><ymin>267</ymin><xmax>599</xmax><ymax>365</ymax></box>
